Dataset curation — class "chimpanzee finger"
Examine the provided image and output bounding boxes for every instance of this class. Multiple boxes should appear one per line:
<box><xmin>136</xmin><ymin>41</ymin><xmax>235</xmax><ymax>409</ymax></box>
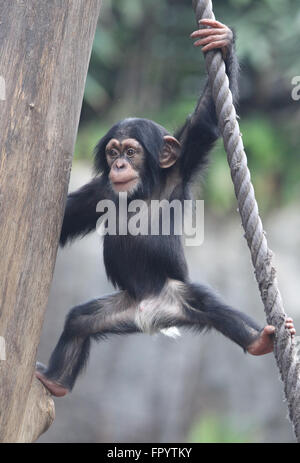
<box><xmin>199</xmin><ymin>19</ymin><xmax>226</xmax><ymax>29</ymax></box>
<box><xmin>190</xmin><ymin>28</ymin><xmax>224</xmax><ymax>39</ymax></box>
<box><xmin>193</xmin><ymin>34</ymin><xmax>227</xmax><ymax>47</ymax></box>
<box><xmin>201</xmin><ymin>40</ymin><xmax>228</xmax><ymax>53</ymax></box>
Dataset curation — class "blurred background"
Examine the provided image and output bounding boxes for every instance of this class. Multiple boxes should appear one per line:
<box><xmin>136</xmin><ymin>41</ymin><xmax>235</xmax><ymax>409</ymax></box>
<box><xmin>37</xmin><ymin>0</ymin><xmax>300</xmax><ymax>443</ymax></box>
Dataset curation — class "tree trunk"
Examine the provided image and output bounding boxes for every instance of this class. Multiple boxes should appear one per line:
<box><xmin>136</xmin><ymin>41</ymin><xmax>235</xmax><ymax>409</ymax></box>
<box><xmin>0</xmin><ymin>0</ymin><xmax>102</xmax><ymax>442</ymax></box>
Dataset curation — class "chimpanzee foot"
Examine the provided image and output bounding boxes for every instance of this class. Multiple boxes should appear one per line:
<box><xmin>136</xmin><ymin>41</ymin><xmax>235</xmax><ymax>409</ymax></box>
<box><xmin>35</xmin><ymin>362</ymin><xmax>69</xmax><ymax>397</ymax></box>
<box><xmin>247</xmin><ymin>318</ymin><xmax>296</xmax><ymax>356</ymax></box>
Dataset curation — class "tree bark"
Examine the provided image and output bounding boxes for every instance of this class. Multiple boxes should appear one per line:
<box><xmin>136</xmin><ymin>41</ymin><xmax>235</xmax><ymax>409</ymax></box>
<box><xmin>0</xmin><ymin>0</ymin><xmax>102</xmax><ymax>442</ymax></box>
<box><xmin>16</xmin><ymin>380</ymin><xmax>55</xmax><ymax>443</ymax></box>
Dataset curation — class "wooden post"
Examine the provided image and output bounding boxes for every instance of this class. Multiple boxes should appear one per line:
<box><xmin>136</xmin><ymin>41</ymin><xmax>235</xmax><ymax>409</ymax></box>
<box><xmin>0</xmin><ymin>0</ymin><xmax>102</xmax><ymax>442</ymax></box>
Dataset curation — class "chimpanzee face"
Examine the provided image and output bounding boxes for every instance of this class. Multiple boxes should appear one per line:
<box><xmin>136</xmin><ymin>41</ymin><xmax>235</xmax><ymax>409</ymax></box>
<box><xmin>105</xmin><ymin>134</ymin><xmax>181</xmax><ymax>196</ymax></box>
<box><xmin>105</xmin><ymin>138</ymin><xmax>145</xmax><ymax>194</ymax></box>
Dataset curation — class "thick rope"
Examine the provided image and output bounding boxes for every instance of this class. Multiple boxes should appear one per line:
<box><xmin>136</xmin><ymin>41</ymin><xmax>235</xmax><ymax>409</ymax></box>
<box><xmin>192</xmin><ymin>0</ymin><xmax>300</xmax><ymax>441</ymax></box>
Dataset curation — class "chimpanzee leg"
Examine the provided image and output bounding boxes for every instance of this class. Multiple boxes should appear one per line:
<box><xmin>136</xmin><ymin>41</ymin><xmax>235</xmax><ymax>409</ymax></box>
<box><xmin>36</xmin><ymin>291</ymin><xmax>139</xmax><ymax>395</ymax></box>
<box><xmin>182</xmin><ymin>283</ymin><xmax>263</xmax><ymax>350</ymax></box>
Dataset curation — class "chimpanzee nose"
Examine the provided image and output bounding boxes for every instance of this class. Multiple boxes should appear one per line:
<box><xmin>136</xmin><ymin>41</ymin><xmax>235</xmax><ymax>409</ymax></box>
<box><xmin>114</xmin><ymin>158</ymin><xmax>126</xmax><ymax>170</ymax></box>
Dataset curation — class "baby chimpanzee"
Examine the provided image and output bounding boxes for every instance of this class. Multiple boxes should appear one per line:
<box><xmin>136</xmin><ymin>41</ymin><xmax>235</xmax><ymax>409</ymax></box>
<box><xmin>36</xmin><ymin>19</ymin><xmax>295</xmax><ymax>397</ymax></box>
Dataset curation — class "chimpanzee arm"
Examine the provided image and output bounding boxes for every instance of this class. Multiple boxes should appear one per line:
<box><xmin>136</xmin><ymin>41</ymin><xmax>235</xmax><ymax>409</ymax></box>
<box><xmin>60</xmin><ymin>176</ymin><xmax>107</xmax><ymax>246</ymax></box>
<box><xmin>176</xmin><ymin>26</ymin><xmax>239</xmax><ymax>183</ymax></box>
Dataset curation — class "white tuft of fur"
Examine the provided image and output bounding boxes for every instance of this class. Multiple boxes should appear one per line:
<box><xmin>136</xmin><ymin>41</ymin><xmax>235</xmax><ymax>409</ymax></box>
<box><xmin>134</xmin><ymin>279</ymin><xmax>186</xmax><ymax>336</ymax></box>
<box><xmin>160</xmin><ymin>327</ymin><xmax>181</xmax><ymax>338</ymax></box>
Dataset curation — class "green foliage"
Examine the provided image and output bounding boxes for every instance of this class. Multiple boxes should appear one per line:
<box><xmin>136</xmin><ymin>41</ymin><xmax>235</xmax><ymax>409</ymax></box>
<box><xmin>75</xmin><ymin>0</ymin><xmax>300</xmax><ymax>213</ymax></box>
<box><xmin>202</xmin><ymin>141</ymin><xmax>236</xmax><ymax>213</ymax></box>
<box><xmin>203</xmin><ymin>114</ymin><xmax>298</xmax><ymax>212</ymax></box>
<box><xmin>218</xmin><ymin>0</ymin><xmax>300</xmax><ymax>75</ymax></box>
<box><xmin>188</xmin><ymin>413</ymin><xmax>255</xmax><ymax>443</ymax></box>
<box><xmin>75</xmin><ymin>122</ymin><xmax>111</xmax><ymax>162</ymax></box>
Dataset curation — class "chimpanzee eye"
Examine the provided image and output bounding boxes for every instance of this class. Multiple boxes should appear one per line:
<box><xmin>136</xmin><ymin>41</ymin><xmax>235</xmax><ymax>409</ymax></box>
<box><xmin>109</xmin><ymin>149</ymin><xmax>119</xmax><ymax>157</ymax></box>
<box><xmin>126</xmin><ymin>148</ymin><xmax>136</xmax><ymax>157</ymax></box>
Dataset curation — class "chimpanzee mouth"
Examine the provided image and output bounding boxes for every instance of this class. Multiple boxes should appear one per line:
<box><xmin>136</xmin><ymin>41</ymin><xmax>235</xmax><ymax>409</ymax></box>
<box><xmin>112</xmin><ymin>178</ymin><xmax>139</xmax><ymax>192</ymax></box>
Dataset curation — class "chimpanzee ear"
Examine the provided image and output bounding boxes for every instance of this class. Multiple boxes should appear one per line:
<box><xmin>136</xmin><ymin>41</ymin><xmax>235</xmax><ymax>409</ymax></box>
<box><xmin>159</xmin><ymin>136</ymin><xmax>181</xmax><ymax>169</ymax></box>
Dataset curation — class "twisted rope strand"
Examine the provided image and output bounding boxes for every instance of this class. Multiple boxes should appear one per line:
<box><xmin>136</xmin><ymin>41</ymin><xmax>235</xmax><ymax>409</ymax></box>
<box><xmin>192</xmin><ymin>0</ymin><xmax>300</xmax><ymax>441</ymax></box>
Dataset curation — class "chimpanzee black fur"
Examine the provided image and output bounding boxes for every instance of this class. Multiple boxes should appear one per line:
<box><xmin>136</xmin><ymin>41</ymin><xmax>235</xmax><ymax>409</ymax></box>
<box><xmin>37</xmin><ymin>27</ymin><xmax>264</xmax><ymax>395</ymax></box>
